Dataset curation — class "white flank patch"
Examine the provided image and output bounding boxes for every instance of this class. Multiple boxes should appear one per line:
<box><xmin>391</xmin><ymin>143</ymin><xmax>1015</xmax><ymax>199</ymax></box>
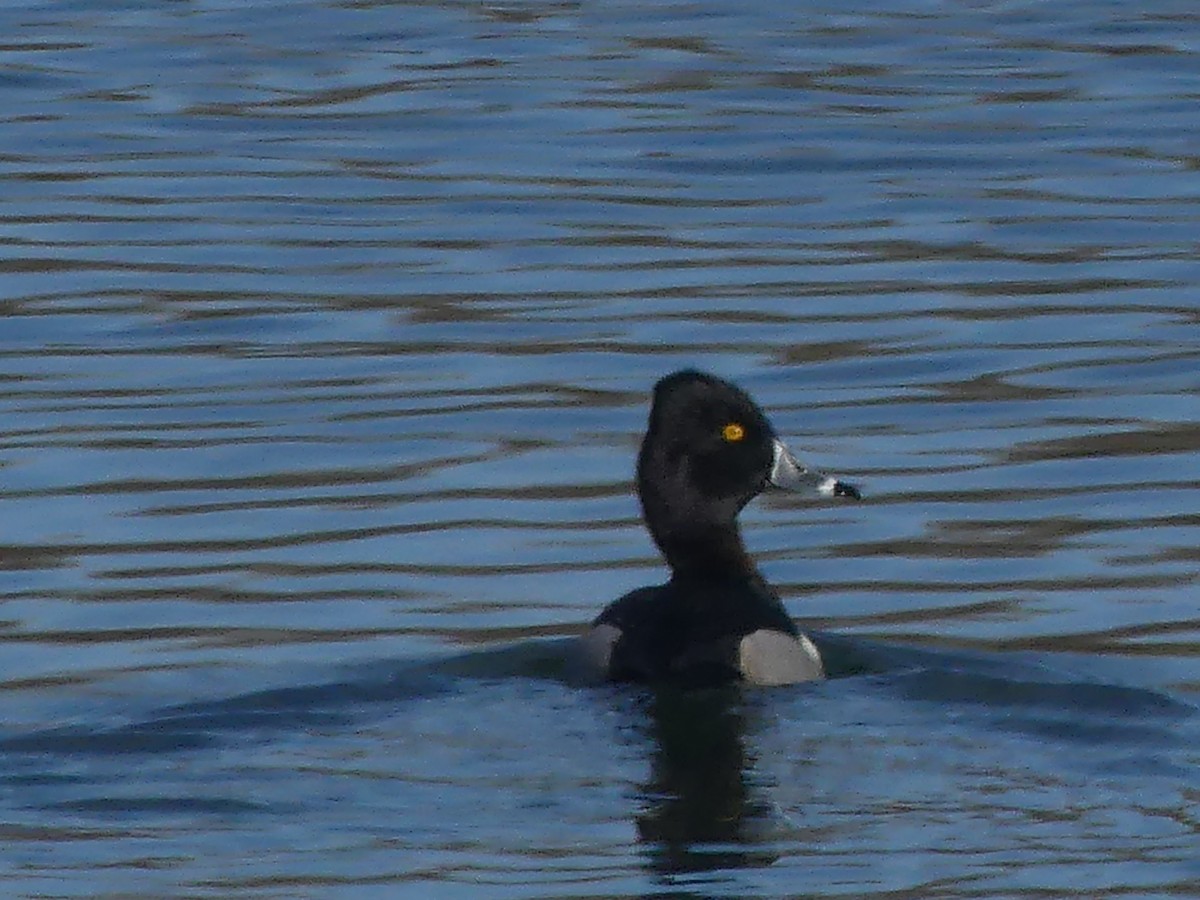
<box><xmin>738</xmin><ymin>629</ymin><xmax>825</xmax><ymax>685</ymax></box>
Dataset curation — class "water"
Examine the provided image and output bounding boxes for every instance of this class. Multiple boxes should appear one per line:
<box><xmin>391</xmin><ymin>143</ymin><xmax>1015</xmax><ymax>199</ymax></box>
<box><xmin>1</xmin><ymin>0</ymin><xmax>1198</xmax><ymax>896</ymax></box>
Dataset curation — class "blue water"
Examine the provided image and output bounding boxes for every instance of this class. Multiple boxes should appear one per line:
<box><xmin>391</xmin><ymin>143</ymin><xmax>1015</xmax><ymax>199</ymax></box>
<box><xmin>1</xmin><ymin>0</ymin><xmax>1198</xmax><ymax>896</ymax></box>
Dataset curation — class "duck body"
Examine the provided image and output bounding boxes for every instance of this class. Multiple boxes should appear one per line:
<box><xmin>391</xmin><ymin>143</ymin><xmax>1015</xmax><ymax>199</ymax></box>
<box><xmin>579</xmin><ymin>370</ymin><xmax>858</xmax><ymax>688</ymax></box>
<box><xmin>585</xmin><ymin>577</ymin><xmax>823</xmax><ymax>687</ymax></box>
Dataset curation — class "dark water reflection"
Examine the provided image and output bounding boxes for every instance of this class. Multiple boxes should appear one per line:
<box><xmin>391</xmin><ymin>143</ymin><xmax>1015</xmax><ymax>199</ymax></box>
<box><xmin>2</xmin><ymin>0</ymin><xmax>1200</xmax><ymax>896</ymax></box>
<box><xmin>634</xmin><ymin>689</ymin><xmax>771</xmax><ymax>877</ymax></box>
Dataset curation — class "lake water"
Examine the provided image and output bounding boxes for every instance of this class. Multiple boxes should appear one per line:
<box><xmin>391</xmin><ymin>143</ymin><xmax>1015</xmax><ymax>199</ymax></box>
<box><xmin>1</xmin><ymin>0</ymin><xmax>1198</xmax><ymax>896</ymax></box>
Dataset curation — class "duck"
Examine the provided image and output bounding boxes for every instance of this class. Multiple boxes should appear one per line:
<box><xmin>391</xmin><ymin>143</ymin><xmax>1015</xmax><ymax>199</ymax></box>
<box><xmin>578</xmin><ymin>369</ymin><xmax>860</xmax><ymax>687</ymax></box>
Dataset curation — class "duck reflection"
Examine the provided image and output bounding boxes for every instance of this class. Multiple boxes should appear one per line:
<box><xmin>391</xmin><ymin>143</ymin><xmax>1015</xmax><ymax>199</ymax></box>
<box><xmin>633</xmin><ymin>685</ymin><xmax>781</xmax><ymax>876</ymax></box>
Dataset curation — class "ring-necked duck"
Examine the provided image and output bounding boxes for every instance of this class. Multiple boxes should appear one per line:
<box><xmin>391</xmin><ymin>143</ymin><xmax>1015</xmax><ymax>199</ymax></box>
<box><xmin>579</xmin><ymin>370</ymin><xmax>860</xmax><ymax>687</ymax></box>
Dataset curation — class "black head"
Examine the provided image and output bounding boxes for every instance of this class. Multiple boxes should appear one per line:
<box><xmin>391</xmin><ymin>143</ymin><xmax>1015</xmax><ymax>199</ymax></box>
<box><xmin>635</xmin><ymin>370</ymin><xmax>859</xmax><ymax>572</ymax></box>
<box><xmin>637</xmin><ymin>371</ymin><xmax>775</xmax><ymax>541</ymax></box>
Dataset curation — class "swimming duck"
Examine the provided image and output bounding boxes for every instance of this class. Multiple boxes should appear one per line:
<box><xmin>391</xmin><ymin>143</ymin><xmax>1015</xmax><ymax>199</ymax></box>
<box><xmin>579</xmin><ymin>370</ymin><xmax>860</xmax><ymax>687</ymax></box>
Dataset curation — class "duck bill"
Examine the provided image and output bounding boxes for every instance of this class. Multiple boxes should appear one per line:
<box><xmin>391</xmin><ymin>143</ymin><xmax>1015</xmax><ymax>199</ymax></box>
<box><xmin>768</xmin><ymin>439</ymin><xmax>861</xmax><ymax>500</ymax></box>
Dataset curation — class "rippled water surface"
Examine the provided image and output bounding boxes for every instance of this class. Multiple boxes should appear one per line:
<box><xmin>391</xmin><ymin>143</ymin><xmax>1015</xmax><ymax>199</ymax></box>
<box><xmin>2</xmin><ymin>0</ymin><xmax>1199</xmax><ymax>896</ymax></box>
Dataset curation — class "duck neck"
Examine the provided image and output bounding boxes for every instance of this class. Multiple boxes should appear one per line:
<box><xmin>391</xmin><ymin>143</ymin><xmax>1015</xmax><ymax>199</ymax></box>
<box><xmin>653</xmin><ymin>523</ymin><xmax>763</xmax><ymax>585</ymax></box>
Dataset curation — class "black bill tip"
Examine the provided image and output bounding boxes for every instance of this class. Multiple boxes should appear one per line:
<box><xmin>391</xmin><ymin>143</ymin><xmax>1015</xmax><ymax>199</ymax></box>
<box><xmin>832</xmin><ymin>480</ymin><xmax>861</xmax><ymax>500</ymax></box>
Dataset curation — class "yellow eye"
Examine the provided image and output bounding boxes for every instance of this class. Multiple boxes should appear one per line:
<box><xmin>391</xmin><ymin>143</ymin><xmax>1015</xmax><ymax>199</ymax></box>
<box><xmin>722</xmin><ymin>422</ymin><xmax>745</xmax><ymax>443</ymax></box>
